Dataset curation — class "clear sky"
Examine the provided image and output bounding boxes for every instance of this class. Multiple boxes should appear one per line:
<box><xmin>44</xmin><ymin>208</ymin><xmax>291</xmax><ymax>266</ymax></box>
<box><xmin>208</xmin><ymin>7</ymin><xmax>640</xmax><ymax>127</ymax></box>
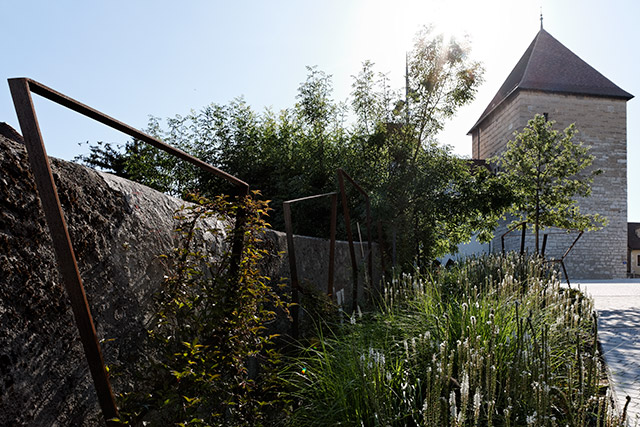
<box><xmin>2</xmin><ymin>0</ymin><xmax>639</xmax><ymax>218</ymax></box>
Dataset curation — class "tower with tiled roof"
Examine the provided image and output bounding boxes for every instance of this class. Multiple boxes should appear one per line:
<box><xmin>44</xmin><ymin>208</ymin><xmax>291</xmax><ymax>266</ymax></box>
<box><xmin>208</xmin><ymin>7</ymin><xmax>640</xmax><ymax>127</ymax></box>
<box><xmin>469</xmin><ymin>27</ymin><xmax>633</xmax><ymax>279</ymax></box>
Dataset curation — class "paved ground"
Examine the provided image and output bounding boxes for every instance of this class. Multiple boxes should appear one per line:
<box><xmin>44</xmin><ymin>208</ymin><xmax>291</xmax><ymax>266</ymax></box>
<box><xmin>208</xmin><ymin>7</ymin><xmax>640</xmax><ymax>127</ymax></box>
<box><xmin>574</xmin><ymin>280</ymin><xmax>640</xmax><ymax>425</ymax></box>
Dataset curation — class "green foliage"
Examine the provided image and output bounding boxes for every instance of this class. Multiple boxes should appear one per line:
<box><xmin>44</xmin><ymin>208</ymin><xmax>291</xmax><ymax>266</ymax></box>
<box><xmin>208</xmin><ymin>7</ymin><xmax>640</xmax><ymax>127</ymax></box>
<box><xmin>343</xmin><ymin>27</ymin><xmax>501</xmax><ymax>265</ymax></box>
<box><xmin>114</xmin><ymin>192</ymin><xmax>289</xmax><ymax>426</ymax></box>
<box><xmin>78</xmin><ymin>25</ymin><xmax>504</xmax><ymax>268</ymax></box>
<box><xmin>283</xmin><ymin>255</ymin><xmax>622</xmax><ymax>426</ymax></box>
<box><xmin>493</xmin><ymin>114</ymin><xmax>607</xmax><ymax>252</ymax></box>
<box><xmin>405</xmin><ymin>26</ymin><xmax>484</xmax><ymax>151</ymax></box>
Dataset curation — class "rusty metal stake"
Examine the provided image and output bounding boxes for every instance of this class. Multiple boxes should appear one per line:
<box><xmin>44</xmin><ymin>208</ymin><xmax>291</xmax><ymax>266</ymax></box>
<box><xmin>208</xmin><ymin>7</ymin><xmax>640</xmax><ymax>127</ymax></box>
<box><xmin>338</xmin><ymin>171</ymin><xmax>359</xmax><ymax>313</ymax></box>
<box><xmin>328</xmin><ymin>193</ymin><xmax>337</xmax><ymax>296</ymax></box>
<box><xmin>9</xmin><ymin>78</ymin><xmax>120</xmax><ymax>425</ymax></box>
<box><xmin>282</xmin><ymin>202</ymin><xmax>300</xmax><ymax>339</ymax></box>
<box><xmin>552</xmin><ymin>230</ymin><xmax>583</xmax><ymax>287</ymax></box>
<box><xmin>337</xmin><ymin>169</ymin><xmax>375</xmax><ymax>312</ymax></box>
<box><xmin>283</xmin><ymin>192</ymin><xmax>337</xmax><ymax>338</ymax></box>
<box><xmin>501</xmin><ymin>221</ymin><xmax>527</xmax><ymax>255</ymax></box>
<box><xmin>8</xmin><ymin>77</ymin><xmax>250</xmax><ymax>425</ymax></box>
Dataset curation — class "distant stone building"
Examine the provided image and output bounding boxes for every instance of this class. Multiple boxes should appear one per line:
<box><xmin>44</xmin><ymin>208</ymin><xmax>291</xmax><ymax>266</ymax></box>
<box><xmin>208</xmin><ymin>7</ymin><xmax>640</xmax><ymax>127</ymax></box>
<box><xmin>468</xmin><ymin>27</ymin><xmax>633</xmax><ymax>279</ymax></box>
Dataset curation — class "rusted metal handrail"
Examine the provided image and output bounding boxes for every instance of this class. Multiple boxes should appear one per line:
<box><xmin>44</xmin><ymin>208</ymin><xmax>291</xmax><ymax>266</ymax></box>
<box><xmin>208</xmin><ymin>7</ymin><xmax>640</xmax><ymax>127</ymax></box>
<box><xmin>542</xmin><ymin>230</ymin><xmax>584</xmax><ymax>287</ymax></box>
<box><xmin>25</xmin><ymin>79</ymin><xmax>249</xmax><ymax>190</ymax></box>
<box><xmin>501</xmin><ymin>221</ymin><xmax>527</xmax><ymax>255</ymax></box>
<box><xmin>8</xmin><ymin>77</ymin><xmax>249</xmax><ymax>425</ymax></box>
<box><xmin>500</xmin><ymin>218</ymin><xmax>583</xmax><ymax>286</ymax></box>
<box><xmin>283</xmin><ymin>192</ymin><xmax>337</xmax><ymax>338</ymax></box>
<box><xmin>337</xmin><ymin>168</ymin><xmax>374</xmax><ymax>312</ymax></box>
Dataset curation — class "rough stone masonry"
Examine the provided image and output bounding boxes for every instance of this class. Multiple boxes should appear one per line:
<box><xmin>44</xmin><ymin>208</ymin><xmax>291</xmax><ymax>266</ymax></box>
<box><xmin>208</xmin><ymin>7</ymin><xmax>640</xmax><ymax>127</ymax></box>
<box><xmin>0</xmin><ymin>124</ymin><xmax>377</xmax><ymax>425</ymax></box>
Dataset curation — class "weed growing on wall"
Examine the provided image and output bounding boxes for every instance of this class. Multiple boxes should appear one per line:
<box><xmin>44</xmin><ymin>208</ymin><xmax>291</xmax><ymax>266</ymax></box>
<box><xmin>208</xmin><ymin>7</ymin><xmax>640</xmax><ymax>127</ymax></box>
<box><xmin>113</xmin><ymin>192</ymin><xmax>289</xmax><ymax>426</ymax></box>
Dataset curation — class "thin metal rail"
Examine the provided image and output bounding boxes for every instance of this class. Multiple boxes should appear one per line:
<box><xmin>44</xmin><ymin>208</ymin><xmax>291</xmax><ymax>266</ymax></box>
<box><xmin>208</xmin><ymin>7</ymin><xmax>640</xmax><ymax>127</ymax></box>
<box><xmin>8</xmin><ymin>77</ymin><xmax>249</xmax><ymax>425</ymax></box>
<box><xmin>337</xmin><ymin>168</ymin><xmax>374</xmax><ymax>312</ymax></box>
<box><xmin>283</xmin><ymin>192</ymin><xmax>337</xmax><ymax>338</ymax></box>
<box><xmin>501</xmin><ymin>221</ymin><xmax>527</xmax><ymax>255</ymax></box>
<box><xmin>25</xmin><ymin>78</ymin><xmax>248</xmax><ymax>189</ymax></box>
<box><xmin>500</xmin><ymin>218</ymin><xmax>583</xmax><ymax>286</ymax></box>
<box><xmin>542</xmin><ymin>230</ymin><xmax>583</xmax><ymax>287</ymax></box>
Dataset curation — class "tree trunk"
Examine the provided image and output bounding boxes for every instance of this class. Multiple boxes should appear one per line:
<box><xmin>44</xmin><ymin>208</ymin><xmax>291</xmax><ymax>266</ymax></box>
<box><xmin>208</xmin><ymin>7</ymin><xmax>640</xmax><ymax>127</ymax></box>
<box><xmin>535</xmin><ymin>195</ymin><xmax>540</xmax><ymax>255</ymax></box>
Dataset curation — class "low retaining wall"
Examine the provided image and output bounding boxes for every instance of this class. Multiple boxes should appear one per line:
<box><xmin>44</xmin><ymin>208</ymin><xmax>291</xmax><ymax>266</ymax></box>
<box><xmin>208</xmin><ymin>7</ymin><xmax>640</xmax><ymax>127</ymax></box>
<box><xmin>0</xmin><ymin>131</ymin><xmax>379</xmax><ymax>425</ymax></box>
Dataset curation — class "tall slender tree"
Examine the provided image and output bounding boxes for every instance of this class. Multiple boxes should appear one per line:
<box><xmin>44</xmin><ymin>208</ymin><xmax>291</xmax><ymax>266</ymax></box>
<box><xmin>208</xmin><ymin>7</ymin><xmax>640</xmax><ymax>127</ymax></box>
<box><xmin>494</xmin><ymin>114</ymin><xmax>607</xmax><ymax>254</ymax></box>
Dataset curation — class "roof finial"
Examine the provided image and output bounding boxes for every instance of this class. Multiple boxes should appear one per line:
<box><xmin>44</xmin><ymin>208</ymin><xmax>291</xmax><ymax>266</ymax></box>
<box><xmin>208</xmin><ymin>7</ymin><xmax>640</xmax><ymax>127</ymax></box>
<box><xmin>540</xmin><ymin>8</ymin><xmax>543</xmax><ymax>30</ymax></box>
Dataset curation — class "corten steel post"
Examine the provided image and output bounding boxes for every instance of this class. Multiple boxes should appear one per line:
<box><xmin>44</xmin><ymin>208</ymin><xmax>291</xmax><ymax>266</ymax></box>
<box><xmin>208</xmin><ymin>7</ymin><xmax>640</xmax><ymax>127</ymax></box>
<box><xmin>377</xmin><ymin>220</ymin><xmax>386</xmax><ymax>275</ymax></box>
<box><xmin>329</xmin><ymin>193</ymin><xmax>337</xmax><ymax>295</ymax></box>
<box><xmin>543</xmin><ymin>230</ymin><xmax>583</xmax><ymax>287</ymax></box>
<box><xmin>339</xmin><ymin>169</ymin><xmax>373</xmax><ymax>285</ymax></box>
<box><xmin>337</xmin><ymin>169</ymin><xmax>374</xmax><ymax>312</ymax></box>
<box><xmin>9</xmin><ymin>78</ymin><xmax>120</xmax><ymax>425</ymax></box>
<box><xmin>282</xmin><ymin>202</ymin><xmax>299</xmax><ymax>338</ymax></box>
<box><xmin>338</xmin><ymin>171</ymin><xmax>358</xmax><ymax>313</ymax></box>
<box><xmin>9</xmin><ymin>77</ymin><xmax>249</xmax><ymax>425</ymax></box>
<box><xmin>501</xmin><ymin>221</ymin><xmax>527</xmax><ymax>255</ymax></box>
<box><xmin>283</xmin><ymin>192</ymin><xmax>337</xmax><ymax>338</ymax></box>
<box><xmin>541</xmin><ymin>234</ymin><xmax>548</xmax><ymax>256</ymax></box>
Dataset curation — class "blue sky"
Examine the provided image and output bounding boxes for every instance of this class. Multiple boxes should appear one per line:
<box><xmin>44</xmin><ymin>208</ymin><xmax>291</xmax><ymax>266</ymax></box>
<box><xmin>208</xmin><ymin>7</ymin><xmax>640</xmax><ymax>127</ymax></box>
<box><xmin>2</xmin><ymin>0</ymin><xmax>639</xmax><ymax>219</ymax></box>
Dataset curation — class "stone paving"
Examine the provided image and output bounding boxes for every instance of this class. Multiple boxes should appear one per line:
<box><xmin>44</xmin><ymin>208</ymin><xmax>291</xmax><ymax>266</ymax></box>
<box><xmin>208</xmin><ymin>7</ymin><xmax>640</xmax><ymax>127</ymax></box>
<box><xmin>576</xmin><ymin>280</ymin><xmax>640</xmax><ymax>425</ymax></box>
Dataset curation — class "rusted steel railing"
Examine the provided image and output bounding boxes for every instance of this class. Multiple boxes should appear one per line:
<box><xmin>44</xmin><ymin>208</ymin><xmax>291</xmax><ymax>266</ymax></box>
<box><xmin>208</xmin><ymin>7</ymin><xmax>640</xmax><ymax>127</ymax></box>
<box><xmin>8</xmin><ymin>78</ymin><xmax>249</xmax><ymax>425</ymax></box>
<box><xmin>283</xmin><ymin>192</ymin><xmax>337</xmax><ymax>338</ymax></box>
<box><xmin>337</xmin><ymin>168</ymin><xmax>374</xmax><ymax>313</ymax></box>
<box><xmin>501</xmin><ymin>221</ymin><xmax>527</xmax><ymax>255</ymax></box>
<box><xmin>542</xmin><ymin>230</ymin><xmax>584</xmax><ymax>287</ymax></box>
<box><xmin>500</xmin><ymin>218</ymin><xmax>583</xmax><ymax>286</ymax></box>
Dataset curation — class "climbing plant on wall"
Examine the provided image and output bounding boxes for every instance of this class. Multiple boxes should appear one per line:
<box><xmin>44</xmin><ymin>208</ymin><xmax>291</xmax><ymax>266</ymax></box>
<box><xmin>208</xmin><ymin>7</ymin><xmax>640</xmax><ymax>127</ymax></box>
<box><xmin>113</xmin><ymin>192</ymin><xmax>289</xmax><ymax>426</ymax></box>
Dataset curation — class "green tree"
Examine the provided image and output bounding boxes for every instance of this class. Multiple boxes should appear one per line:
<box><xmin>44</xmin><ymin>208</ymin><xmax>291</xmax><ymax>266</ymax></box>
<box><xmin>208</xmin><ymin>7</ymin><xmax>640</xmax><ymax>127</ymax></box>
<box><xmin>78</xmin><ymin>25</ymin><xmax>503</xmax><ymax>267</ymax></box>
<box><xmin>345</xmin><ymin>27</ymin><xmax>493</xmax><ymax>266</ymax></box>
<box><xmin>493</xmin><ymin>114</ymin><xmax>607</xmax><ymax>254</ymax></box>
<box><xmin>405</xmin><ymin>26</ymin><xmax>483</xmax><ymax>158</ymax></box>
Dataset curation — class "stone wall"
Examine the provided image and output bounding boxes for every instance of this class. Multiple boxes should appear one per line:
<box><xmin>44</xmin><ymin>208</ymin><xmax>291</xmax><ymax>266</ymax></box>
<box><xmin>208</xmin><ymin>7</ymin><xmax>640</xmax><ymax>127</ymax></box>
<box><xmin>472</xmin><ymin>93</ymin><xmax>522</xmax><ymax>160</ymax></box>
<box><xmin>474</xmin><ymin>90</ymin><xmax>628</xmax><ymax>279</ymax></box>
<box><xmin>0</xmin><ymin>131</ymin><xmax>379</xmax><ymax>426</ymax></box>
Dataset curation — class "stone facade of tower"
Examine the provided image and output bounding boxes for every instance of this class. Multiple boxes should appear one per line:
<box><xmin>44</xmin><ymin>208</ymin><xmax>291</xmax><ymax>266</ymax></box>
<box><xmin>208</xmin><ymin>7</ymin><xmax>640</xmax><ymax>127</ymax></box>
<box><xmin>469</xmin><ymin>30</ymin><xmax>632</xmax><ymax>279</ymax></box>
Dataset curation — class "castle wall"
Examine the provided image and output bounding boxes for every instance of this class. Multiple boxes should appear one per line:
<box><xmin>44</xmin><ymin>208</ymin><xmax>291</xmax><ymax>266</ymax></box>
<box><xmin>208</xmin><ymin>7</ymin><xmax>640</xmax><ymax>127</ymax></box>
<box><xmin>475</xmin><ymin>90</ymin><xmax>628</xmax><ymax>279</ymax></box>
<box><xmin>472</xmin><ymin>93</ymin><xmax>523</xmax><ymax>160</ymax></box>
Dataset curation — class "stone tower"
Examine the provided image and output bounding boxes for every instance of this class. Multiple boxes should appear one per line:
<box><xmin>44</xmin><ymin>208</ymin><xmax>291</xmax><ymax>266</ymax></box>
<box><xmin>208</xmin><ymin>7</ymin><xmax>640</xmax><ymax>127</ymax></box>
<box><xmin>469</xmin><ymin>28</ymin><xmax>633</xmax><ymax>279</ymax></box>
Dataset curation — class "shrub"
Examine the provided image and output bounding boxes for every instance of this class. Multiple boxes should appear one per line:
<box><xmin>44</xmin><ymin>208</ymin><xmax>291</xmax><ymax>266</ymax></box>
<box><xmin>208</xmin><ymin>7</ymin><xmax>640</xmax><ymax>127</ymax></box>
<box><xmin>113</xmin><ymin>192</ymin><xmax>289</xmax><ymax>426</ymax></box>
